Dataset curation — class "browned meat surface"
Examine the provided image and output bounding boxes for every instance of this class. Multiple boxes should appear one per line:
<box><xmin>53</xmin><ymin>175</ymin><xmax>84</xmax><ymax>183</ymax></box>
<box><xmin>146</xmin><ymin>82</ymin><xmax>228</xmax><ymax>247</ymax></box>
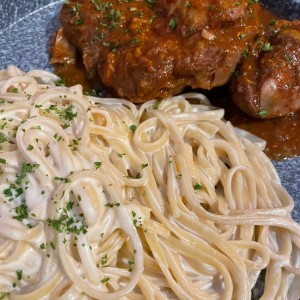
<box><xmin>58</xmin><ymin>0</ymin><xmax>261</xmax><ymax>102</ymax></box>
<box><xmin>50</xmin><ymin>28</ymin><xmax>77</xmax><ymax>65</ymax></box>
<box><xmin>56</xmin><ymin>0</ymin><xmax>300</xmax><ymax>118</ymax></box>
<box><xmin>231</xmin><ymin>20</ymin><xmax>300</xmax><ymax>118</ymax></box>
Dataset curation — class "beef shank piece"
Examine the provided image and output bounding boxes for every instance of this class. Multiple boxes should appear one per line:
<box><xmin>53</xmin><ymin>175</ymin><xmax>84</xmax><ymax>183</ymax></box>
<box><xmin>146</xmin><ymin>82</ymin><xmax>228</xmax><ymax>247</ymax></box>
<box><xmin>231</xmin><ymin>20</ymin><xmax>300</xmax><ymax>118</ymax></box>
<box><xmin>58</xmin><ymin>0</ymin><xmax>261</xmax><ymax>102</ymax></box>
<box><xmin>57</xmin><ymin>0</ymin><xmax>300</xmax><ymax>118</ymax></box>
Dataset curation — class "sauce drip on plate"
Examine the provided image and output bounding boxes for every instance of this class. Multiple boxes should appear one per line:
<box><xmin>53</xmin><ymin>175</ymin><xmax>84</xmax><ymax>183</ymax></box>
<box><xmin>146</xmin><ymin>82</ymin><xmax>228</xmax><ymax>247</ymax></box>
<box><xmin>208</xmin><ymin>87</ymin><xmax>300</xmax><ymax>160</ymax></box>
<box><xmin>54</xmin><ymin>7</ymin><xmax>299</xmax><ymax>161</ymax></box>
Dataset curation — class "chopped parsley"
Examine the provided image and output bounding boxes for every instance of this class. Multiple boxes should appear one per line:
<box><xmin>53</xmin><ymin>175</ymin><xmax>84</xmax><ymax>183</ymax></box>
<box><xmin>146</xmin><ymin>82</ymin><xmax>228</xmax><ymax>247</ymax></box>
<box><xmin>100</xmin><ymin>254</ymin><xmax>108</xmax><ymax>266</ymax></box>
<box><xmin>16</xmin><ymin>270</ymin><xmax>23</xmax><ymax>281</ymax></box>
<box><xmin>75</xmin><ymin>16</ymin><xmax>84</xmax><ymax>25</ymax></box>
<box><xmin>66</xmin><ymin>201</ymin><xmax>74</xmax><ymax>211</ymax></box>
<box><xmin>40</xmin><ymin>243</ymin><xmax>46</xmax><ymax>249</ymax></box>
<box><xmin>129</xmin><ymin>125</ymin><xmax>137</xmax><ymax>134</ymax></box>
<box><xmin>152</xmin><ymin>101</ymin><xmax>161</xmax><ymax>110</ymax></box>
<box><xmin>105</xmin><ymin>202</ymin><xmax>120</xmax><ymax>208</ymax></box>
<box><xmin>47</xmin><ymin>212</ymin><xmax>88</xmax><ymax>235</ymax></box>
<box><xmin>0</xmin><ymin>133</ymin><xmax>7</xmax><ymax>144</ymax></box>
<box><xmin>84</xmin><ymin>89</ymin><xmax>98</xmax><ymax>96</ymax></box>
<box><xmin>242</xmin><ymin>49</ymin><xmax>249</xmax><ymax>59</ymax></box>
<box><xmin>0</xmin><ymin>292</ymin><xmax>9</xmax><ymax>299</ymax></box>
<box><xmin>284</xmin><ymin>55</ymin><xmax>294</xmax><ymax>62</ymax></box>
<box><xmin>54</xmin><ymin>78</ymin><xmax>65</xmax><ymax>86</ymax></box>
<box><xmin>0</xmin><ymin>122</ymin><xmax>7</xmax><ymax>130</ymax></box>
<box><xmin>3</xmin><ymin>184</ymin><xmax>23</xmax><ymax>200</ymax></box>
<box><xmin>261</xmin><ymin>42</ymin><xmax>273</xmax><ymax>52</ymax></box>
<box><xmin>94</xmin><ymin>161</ymin><xmax>102</xmax><ymax>169</ymax></box>
<box><xmin>16</xmin><ymin>162</ymin><xmax>39</xmax><ymax>185</ymax></box>
<box><xmin>71</xmin><ymin>2</ymin><xmax>81</xmax><ymax>13</ymax></box>
<box><xmin>134</xmin><ymin>172</ymin><xmax>141</xmax><ymax>179</ymax></box>
<box><xmin>13</xmin><ymin>204</ymin><xmax>28</xmax><ymax>222</ymax></box>
<box><xmin>257</xmin><ymin>110</ymin><xmax>267</xmax><ymax>118</ymax></box>
<box><xmin>54</xmin><ymin>176</ymin><xmax>71</xmax><ymax>183</ymax></box>
<box><xmin>130</xmin><ymin>38</ymin><xmax>140</xmax><ymax>45</ymax></box>
<box><xmin>68</xmin><ymin>139</ymin><xmax>79</xmax><ymax>151</ymax></box>
<box><xmin>169</xmin><ymin>18</ymin><xmax>177</xmax><ymax>29</ymax></box>
<box><xmin>62</xmin><ymin>105</ymin><xmax>78</xmax><ymax>121</ymax></box>
<box><xmin>102</xmin><ymin>41</ymin><xmax>110</xmax><ymax>47</ymax></box>
<box><xmin>128</xmin><ymin>259</ymin><xmax>135</xmax><ymax>272</ymax></box>
<box><xmin>46</xmin><ymin>104</ymin><xmax>77</xmax><ymax>122</ymax></box>
<box><xmin>193</xmin><ymin>183</ymin><xmax>203</xmax><ymax>191</ymax></box>
<box><xmin>99</xmin><ymin>6</ymin><xmax>122</xmax><ymax>31</ymax></box>
<box><xmin>100</xmin><ymin>277</ymin><xmax>110</xmax><ymax>284</ymax></box>
<box><xmin>131</xmin><ymin>210</ymin><xmax>142</xmax><ymax>227</ymax></box>
<box><xmin>50</xmin><ymin>241</ymin><xmax>56</xmax><ymax>250</ymax></box>
<box><xmin>145</xmin><ymin>0</ymin><xmax>156</xmax><ymax>8</ymax></box>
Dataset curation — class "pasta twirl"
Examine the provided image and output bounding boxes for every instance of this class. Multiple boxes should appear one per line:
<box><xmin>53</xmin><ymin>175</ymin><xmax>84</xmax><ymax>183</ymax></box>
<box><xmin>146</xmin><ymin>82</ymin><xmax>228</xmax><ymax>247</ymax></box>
<box><xmin>0</xmin><ymin>66</ymin><xmax>299</xmax><ymax>299</ymax></box>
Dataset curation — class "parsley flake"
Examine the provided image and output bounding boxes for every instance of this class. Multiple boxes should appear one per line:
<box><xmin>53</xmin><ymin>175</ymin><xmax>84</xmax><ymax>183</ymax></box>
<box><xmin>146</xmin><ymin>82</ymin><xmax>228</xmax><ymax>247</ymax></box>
<box><xmin>100</xmin><ymin>277</ymin><xmax>110</xmax><ymax>284</ymax></box>
<box><xmin>169</xmin><ymin>18</ymin><xmax>177</xmax><ymax>29</ymax></box>
<box><xmin>257</xmin><ymin>110</ymin><xmax>267</xmax><ymax>118</ymax></box>
<box><xmin>129</xmin><ymin>125</ymin><xmax>137</xmax><ymax>134</ymax></box>
<box><xmin>94</xmin><ymin>161</ymin><xmax>102</xmax><ymax>169</ymax></box>
<box><xmin>16</xmin><ymin>270</ymin><xmax>23</xmax><ymax>281</ymax></box>
<box><xmin>193</xmin><ymin>183</ymin><xmax>203</xmax><ymax>191</ymax></box>
<box><xmin>13</xmin><ymin>204</ymin><xmax>28</xmax><ymax>222</ymax></box>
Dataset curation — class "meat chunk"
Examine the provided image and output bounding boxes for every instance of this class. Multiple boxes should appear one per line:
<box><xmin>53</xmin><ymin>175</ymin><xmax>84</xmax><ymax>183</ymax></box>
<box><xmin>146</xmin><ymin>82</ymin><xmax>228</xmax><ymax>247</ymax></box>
<box><xmin>231</xmin><ymin>20</ymin><xmax>300</xmax><ymax>118</ymax></box>
<box><xmin>56</xmin><ymin>0</ymin><xmax>300</xmax><ymax>118</ymax></box>
<box><xmin>58</xmin><ymin>0</ymin><xmax>261</xmax><ymax>102</ymax></box>
<box><xmin>50</xmin><ymin>28</ymin><xmax>77</xmax><ymax>65</ymax></box>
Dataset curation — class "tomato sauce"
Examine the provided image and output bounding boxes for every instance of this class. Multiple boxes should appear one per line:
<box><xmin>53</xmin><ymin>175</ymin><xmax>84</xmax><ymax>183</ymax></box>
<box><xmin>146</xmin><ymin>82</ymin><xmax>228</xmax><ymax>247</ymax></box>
<box><xmin>208</xmin><ymin>86</ymin><xmax>300</xmax><ymax>160</ymax></box>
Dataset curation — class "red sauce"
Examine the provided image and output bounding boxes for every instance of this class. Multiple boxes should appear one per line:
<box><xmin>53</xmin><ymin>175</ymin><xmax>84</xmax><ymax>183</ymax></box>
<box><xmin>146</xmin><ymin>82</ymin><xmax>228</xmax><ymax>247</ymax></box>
<box><xmin>229</xmin><ymin>110</ymin><xmax>300</xmax><ymax>161</ymax></box>
<box><xmin>55</xmin><ymin>62</ymin><xmax>116</xmax><ymax>98</ymax></box>
<box><xmin>219</xmin><ymin>8</ymin><xmax>300</xmax><ymax>160</ymax></box>
<box><xmin>55</xmin><ymin>62</ymin><xmax>98</xmax><ymax>93</ymax></box>
<box><xmin>208</xmin><ymin>87</ymin><xmax>300</xmax><ymax>161</ymax></box>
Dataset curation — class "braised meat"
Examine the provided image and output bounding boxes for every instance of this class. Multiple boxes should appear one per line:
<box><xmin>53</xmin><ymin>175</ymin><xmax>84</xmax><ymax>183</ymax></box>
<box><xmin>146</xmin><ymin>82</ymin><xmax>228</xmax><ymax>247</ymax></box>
<box><xmin>55</xmin><ymin>0</ymin><xmax>300</xmax><ymax>118</ymax></box>
<box><xmin>58</xmin><ymin>0</ymin><xmax>261</xmax><ymax>100</ymax></box>
<box><xmin>231</xmin><ymin>20</ymin><xmax>300</xmax><ymax>118</ymax></box>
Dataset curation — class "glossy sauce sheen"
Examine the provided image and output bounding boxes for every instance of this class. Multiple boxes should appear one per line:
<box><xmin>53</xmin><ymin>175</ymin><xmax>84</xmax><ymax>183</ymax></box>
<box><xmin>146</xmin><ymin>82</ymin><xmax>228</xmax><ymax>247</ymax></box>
<box><xmin>209</xmin><ymin>89</ymin><xmax>300</xmax><ymax>160</ymax></box>
<box><xmin>232</xmin><ymin>112</ymin><xmax>300</xmax><ymax>160</ymax></box>
<box><xmin>54</xmin><ymin>6</ymin><xmax>299</xmax><ymax>160</ymax></box>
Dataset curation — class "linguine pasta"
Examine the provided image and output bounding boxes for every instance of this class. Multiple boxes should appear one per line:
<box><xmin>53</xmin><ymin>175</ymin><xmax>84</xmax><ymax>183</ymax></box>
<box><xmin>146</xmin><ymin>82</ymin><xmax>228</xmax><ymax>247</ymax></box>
<box><xmin>0</xmin><ymin>65</ymin><xmax>299</xmax><ymax>299</ymax></box>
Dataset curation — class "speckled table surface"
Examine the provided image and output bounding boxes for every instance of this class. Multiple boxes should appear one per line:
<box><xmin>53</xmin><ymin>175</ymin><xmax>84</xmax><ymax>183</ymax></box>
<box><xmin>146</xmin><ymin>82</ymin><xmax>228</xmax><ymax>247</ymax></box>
<box><xmin>260</xmin><ymin>0</ymin><xmax>300</xmax><ymax>20</ymax></box>
<box><xmin>0</xmin><ymin>0</ymin><xmax>300</xmax><ymax>223</ymax></box>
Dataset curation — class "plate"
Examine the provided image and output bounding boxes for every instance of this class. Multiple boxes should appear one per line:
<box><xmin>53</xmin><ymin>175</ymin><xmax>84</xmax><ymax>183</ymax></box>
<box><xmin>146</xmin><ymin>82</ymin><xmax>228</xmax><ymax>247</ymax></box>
<box><xmin>0</xmin><ymin>0</ymin><xmax>299</xmax><ymax>222</ymax></box>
